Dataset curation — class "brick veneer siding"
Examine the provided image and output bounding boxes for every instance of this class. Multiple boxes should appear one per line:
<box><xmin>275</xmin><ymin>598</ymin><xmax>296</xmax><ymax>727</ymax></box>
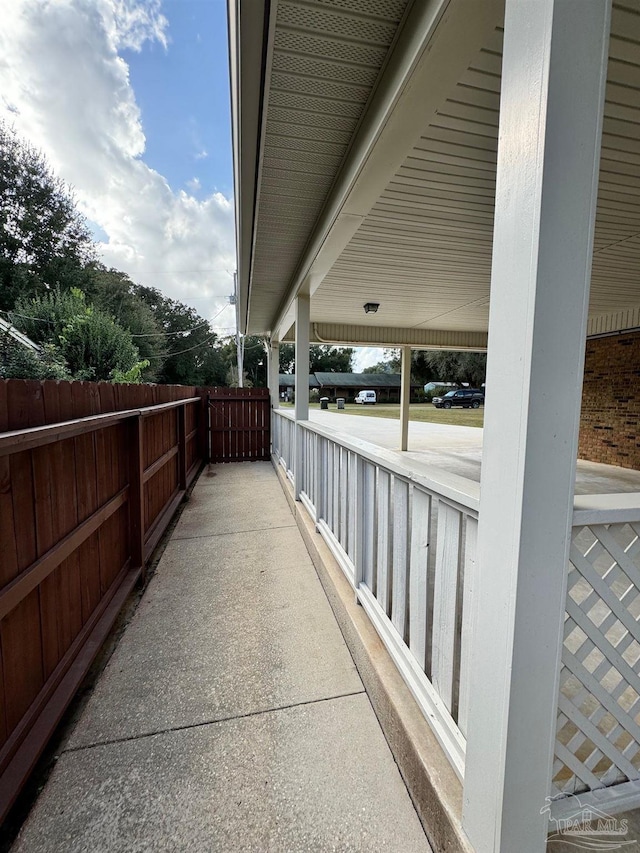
<box><xmin>579</xmin><ymin>330</ymin><xmax>640</xmax><ymax>469</ymax></box>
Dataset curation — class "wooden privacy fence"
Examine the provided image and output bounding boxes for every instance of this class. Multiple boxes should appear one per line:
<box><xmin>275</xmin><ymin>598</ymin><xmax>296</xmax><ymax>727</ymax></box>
<box><xmin>0</xmin><ymin>380</ymin><xmax>202</xmax><ymax>821</ymax></box>
<box><xmin>0</xmin><ymin>379</ymin><xmax>271</xmax><ymax>819</ymax></box>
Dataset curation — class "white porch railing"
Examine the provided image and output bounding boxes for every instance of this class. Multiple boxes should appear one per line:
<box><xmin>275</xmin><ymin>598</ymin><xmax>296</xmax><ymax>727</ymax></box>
<box><xmin>272</xmin><ymin>407</ymin><xmax>295</xmax><ymax>484</ymax></box>
<box><xmin>272</xmin><ymin>408</ymin><xmax>478</xmax><ymax>779</ymax></box>
<box><xmin>272</xmin><ymin>409</ymin><xmax>640</xmax><ymax>819</ymax></box>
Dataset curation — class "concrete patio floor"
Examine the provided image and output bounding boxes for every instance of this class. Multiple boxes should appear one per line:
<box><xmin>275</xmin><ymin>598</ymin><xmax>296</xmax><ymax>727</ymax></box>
<box><xmin>11</xmin><ymin>463</ymin><xmax>432</xmax><ymax>853</ymax></box>
<box><xmin>306</xmin><ymin>409</ymin><xmax>640</xmax><ymax>494</ymax></box>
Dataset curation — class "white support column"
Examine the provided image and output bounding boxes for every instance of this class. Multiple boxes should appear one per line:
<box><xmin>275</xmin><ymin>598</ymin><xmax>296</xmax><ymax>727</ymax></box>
<box><xmin>294</xmin><ymin>293</ymin><xmax>310</xmax><ymax>500</ymax></box>
<box><xmin>462</xmin><ymin>2</ymin><xmax>610</xmax><ymax>852</ymax></box>
<box><xmin>399</xmin><ymin>347</ymin><xmax>411</xmax><ymax>451</ymax></box>
<box><xmin>268</xmin><ymin>339</ymin><xmax>279</xmax><ymax>411</ymax></box>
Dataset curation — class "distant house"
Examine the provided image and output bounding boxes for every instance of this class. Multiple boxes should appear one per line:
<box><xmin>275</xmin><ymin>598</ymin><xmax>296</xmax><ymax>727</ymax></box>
<box><xmin>278</xmin><ymin>372</ymin><xmax>424</xmax><ymax>403</ymax></box>
<box><xmin>278</xmin><ymin>373</ymin><xmax>319</xmax><ymax>401</ymax></box>
<box><xmin>314</xmin><ymin>372</ymin><xmax>422</xmax><ymax>403</ymax></box>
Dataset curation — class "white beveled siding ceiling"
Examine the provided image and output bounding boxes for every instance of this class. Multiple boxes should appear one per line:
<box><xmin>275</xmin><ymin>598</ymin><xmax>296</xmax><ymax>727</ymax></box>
<box><xmin>311</xmin><ymin>22</ymin><xmax>500</xmax><ymax>332</ymax></box>
<box><xmin>247</xmin><ymin>0</ymin><xmax>411</xmax><ymax>333</ymax></box>
<box><xmin>308</xmin><ymin>2</ymin><xmax>640</xmax><ymax>333</ymax></box>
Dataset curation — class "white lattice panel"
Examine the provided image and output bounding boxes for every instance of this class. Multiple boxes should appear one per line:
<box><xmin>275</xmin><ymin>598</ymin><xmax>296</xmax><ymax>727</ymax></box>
<box><xmin>553</xmin><ymin>522</ymin><xmax>640</xmax><ymax>798</ymax></box>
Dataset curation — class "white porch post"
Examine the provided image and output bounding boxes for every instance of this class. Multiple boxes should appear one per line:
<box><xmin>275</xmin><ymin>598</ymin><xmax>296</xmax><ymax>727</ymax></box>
<box><xmin>268</xmin><ymin>339</ymin><xmax>279</xmax><ymax>410</ymax></box>
<box><xmin>462</xmin><ymin>2</ymin><xmax>610</xmax><ymax>852</ymax></box>
<box><xmin>294</xmin><ymin>293</ymin><xmax>310</xmax><ymax>500</ymax></box>
<box><xmin>399</xmin><ymin>347</ymin><xmax>411</xmax><ymax>451</ymax></box>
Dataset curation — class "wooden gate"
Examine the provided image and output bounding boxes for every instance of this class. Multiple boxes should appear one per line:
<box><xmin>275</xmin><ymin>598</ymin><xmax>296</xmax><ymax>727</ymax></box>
<box><xmin>206</xmin><ymin>387</ymin><xmax>271</xmax><ymax>463</ymax></box>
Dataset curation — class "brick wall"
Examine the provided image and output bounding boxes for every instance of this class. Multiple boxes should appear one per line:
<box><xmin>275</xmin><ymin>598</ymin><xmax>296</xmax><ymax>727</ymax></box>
<box><xmin>579</xmin><ymin>330</ymin><xmax>640</xmax><ymax>469</ymax></box>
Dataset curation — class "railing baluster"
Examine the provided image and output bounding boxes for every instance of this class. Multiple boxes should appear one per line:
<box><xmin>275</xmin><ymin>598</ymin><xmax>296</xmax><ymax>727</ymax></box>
<box><xmin>409</xmin><ymin>487</ymin><xmax>431</xmax><ymax>670</ymax></box>
<box><xmin>431</xmin><ymin>501</ymin><xmax>462</xmax><ymax>712</ymax></box>
<box><xmin>333</xmin><ymin>442</ymin><xmax>340</xmax><ymax>533</ymax></box>
<box><xmin>347</xmin><ymin>451</ymin><xmax>356</xmax><ymax>563</ymax></box>
<box><xmin>362</xmin><ymin>461</ymin><xmax>376</xmax><ymax>591</ymax></box>
<box><xmin>377</xmin><ymin>469</ymin><xmax>391</xmax><ymax>616</ymax></box>
<box><xmin>340</xmin><ymin>446</ymin><xmax>348</xmax><ymax>549</ymax></box>
<box><xmin>392</xmin><ymin>477</ymin><xmax>409</xmax><ymax>640</ymax></box>
<box><xmin>318</xmin><ymin>436</ymin><xmax>326</xmax><ymax>521</ymax></box>
<box><xmin>457</xmin><ymin>516</ymin><xmax>477</xmax><ymax>737</ymax></box>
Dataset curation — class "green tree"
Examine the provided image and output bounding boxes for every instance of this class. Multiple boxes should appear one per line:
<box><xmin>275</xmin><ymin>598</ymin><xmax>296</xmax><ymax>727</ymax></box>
<box><xmin>367</xmin><ymin>349</ymin><xmax>486</xmax><ymax>387</ymax></box>
<box><xmin>0</xmin><ymin>121</ymin><xmax>95</xmax><ymax>310</ymax></box>
<box><xmin>278</xmin><ymin>343</ymin><xmax>354</xmax><ymax>375</ymax></box>
<box><xmin>12</xmin><ymin>288</ymin><xmax>142</xmax><ymax>380</ymax></box>
<box><xmin>278</xmin><ymin>343</ymin><xmax>295</xmax><ymax>374</ymax></box>
<box><xmin>133</xmin><ymin>286</ymin><xmax>225</xmax><ymax>386</ymax></box>
<box><xmin>414</xmin><ymin>351</ymin><xmax>486</xmax><ymax>387</ymax></box>
<box><xmin>83</xmin><ymin>266</ymin><xmax>166</xmax><ymax>380</ymax></box>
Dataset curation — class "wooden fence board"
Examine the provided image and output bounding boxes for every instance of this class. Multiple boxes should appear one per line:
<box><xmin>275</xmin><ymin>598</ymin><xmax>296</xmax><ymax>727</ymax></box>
<box><xmin>2</xmin><ymin>592</ymin><xmax>44</xmax><ymax>734</ymax></box>
<box><xmin>0</xmin><ymin>379</ymin><xmax>270</xmax><ymax>819</ymax></box>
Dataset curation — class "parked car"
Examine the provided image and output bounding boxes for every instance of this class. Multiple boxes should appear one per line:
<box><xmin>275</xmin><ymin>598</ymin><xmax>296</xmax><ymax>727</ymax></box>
<box><xmin>432</xmin><ymin>388</ymin><xmax>484</xmax><ymax>409</ymax></box>
<box><xmin>354</xmin><ymin>390</ymin><xmax>377</xmax><ymax>405</ymax></box>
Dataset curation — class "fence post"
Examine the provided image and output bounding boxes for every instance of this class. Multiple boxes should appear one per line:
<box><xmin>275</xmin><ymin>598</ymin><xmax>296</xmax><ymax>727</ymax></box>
<box><xmin>129</xmin><ymin>414</ymin><xmax>145</xmax><ymax>576</ymax></box>
<box><xmin>177</xmin><ymin>403</ymin><xmax>187</xmax><ymax>490</ymax></box>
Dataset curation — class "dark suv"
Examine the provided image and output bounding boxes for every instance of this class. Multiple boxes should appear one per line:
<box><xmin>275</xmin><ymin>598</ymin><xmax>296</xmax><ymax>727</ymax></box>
<box><xmin>432</xmin><ymin>388</ymin><xmax>484</xmax><ymax>409</ymax></box>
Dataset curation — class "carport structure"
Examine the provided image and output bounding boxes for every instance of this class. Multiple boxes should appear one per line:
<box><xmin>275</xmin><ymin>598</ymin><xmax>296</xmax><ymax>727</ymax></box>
<box><xmin>229</xmin><ymin>1</ymin><xmax>640</xmax><ymax>851</ymax></box>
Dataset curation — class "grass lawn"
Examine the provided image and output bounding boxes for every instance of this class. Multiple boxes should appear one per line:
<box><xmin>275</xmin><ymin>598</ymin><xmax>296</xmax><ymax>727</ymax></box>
<box><xmin>280</xmin><ymin>401</ymin><xmax>484</xmax><ymax>428</ymax></box>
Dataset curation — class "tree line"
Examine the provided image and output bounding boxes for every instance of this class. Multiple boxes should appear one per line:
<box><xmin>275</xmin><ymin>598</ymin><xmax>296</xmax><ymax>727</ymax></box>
<box><xmin>0</xmin><ymin>121</ymin><xmax>247</xmax><ymax>385</ymax></box>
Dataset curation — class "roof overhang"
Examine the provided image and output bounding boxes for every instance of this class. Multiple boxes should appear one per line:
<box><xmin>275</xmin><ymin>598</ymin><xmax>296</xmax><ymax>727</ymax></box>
<box><xmin>228</xmin><ymin>0</ymin><xmax>271</xmax><ymax>337</ymax></box>
<box><xmin>231</xmin><ymin>0</ymin><xmax>640</xmax><ymax>344</ymax></box>
<box><xmin>281</xmin><ymin>323</ymin><xmax>487</xmax><ymax>351</ymax></box>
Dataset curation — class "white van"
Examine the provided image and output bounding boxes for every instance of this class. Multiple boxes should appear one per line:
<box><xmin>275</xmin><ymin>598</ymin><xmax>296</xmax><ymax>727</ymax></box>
<box><xmin>354</xmin><ymin>390</ymin><xmax>377</xmax><ymax>405</ymax></box>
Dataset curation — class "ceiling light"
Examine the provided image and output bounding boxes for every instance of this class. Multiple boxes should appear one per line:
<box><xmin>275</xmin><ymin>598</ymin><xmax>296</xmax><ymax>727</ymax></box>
<box><xmin>363</xmin><ymin>302</ymin><xmax>380</xmax><ymax>314</ymax></box>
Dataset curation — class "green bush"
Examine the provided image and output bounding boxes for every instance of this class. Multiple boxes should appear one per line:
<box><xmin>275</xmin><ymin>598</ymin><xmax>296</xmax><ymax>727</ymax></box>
<box><xmin>0</xmin><ymin>332</ymin><xmax>69</xmax><ymax>380</ymax></box>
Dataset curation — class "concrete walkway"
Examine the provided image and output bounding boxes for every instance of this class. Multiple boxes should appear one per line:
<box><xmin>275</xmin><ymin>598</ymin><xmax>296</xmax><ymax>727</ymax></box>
<box><xmin>12</xmin><ymin>463</ymin><xmax>431</xmax><ymax>853</ymax></box>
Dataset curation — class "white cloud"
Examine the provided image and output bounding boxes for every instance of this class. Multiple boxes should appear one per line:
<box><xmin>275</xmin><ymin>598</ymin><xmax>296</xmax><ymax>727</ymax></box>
<box><xmin>186</xmin><ymin>176</ymin><xmax>201</xmax><ymax>192</ymax></box>
<box><xmin>194</xmin><ymin>148</ymin><xmax>208</xmax><ymax>160</ymax></box>
<box><xmin>0</xmin><ymin>0</ymin><xmax>235</xmax><ymax>330</ymax></box>
<box><xmin>111</xmin><ymin>0</ymin><xmax>169</xmax><ymax>51</ymax></box>
<box><xmin>353</xmin><ymin>347</ymin><xmax>388</xmax><ymax>372</ymax></box>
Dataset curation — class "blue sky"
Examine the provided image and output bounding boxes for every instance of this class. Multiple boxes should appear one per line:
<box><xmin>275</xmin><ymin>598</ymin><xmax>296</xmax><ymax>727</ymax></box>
<box><xmin>124</xmin><ymin>0</ymin><xmax>233</xmax><ymax>199</ymax></box>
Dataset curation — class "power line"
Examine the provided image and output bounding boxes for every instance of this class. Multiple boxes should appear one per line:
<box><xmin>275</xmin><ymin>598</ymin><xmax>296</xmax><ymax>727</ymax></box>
<box><xmin>131</xmin><ymin>303</ymin><xmax>230</xmax><ymax>337</ymax></box>
<box><xmin>2</xmin><ymin>302</ymin><xmax>231</xmax><ymax>338</ymax></box>
<box><xmin>130</xmin><ymin>319</ymin><xmax>210</xmax><ymax>338</ymax></box>
<box><xmin>146</xmin><ymin>331</ymin><xmax>219</xmax><ymax>359</ymax></box>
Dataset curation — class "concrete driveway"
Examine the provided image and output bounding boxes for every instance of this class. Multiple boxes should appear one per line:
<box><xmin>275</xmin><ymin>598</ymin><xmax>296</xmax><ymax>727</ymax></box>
<box><xmin>305</xmin><ymin>409</ymin><xmax>640</xmax><ymax>495</ymax></box>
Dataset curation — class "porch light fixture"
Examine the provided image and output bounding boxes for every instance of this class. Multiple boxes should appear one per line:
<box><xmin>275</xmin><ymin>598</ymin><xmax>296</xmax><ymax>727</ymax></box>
<box><xmin>363</xmin><ymin>302</ymin><xmax>380</xmax><ymax>314</ymax></box>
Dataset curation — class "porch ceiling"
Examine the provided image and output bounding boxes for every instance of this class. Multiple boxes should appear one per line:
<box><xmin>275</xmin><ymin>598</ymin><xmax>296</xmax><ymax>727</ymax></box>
<box><xmin>233</xmin><ymin>0</ymin><xmax>640</xmax><ymax>340</ymax></box>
